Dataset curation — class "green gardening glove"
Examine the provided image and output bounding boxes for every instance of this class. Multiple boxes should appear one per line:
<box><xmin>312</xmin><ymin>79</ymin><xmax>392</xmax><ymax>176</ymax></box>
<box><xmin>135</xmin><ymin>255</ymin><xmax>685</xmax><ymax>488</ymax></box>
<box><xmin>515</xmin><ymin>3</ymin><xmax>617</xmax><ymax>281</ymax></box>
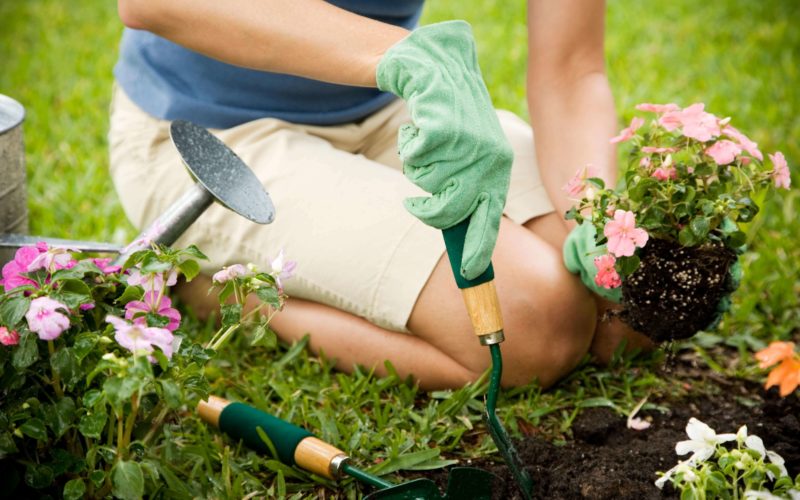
<box><xmin>563</xmin><ymin>222</ymin><xmax>623</xmax><ymax>303</ymax></box>
<box><xmin>377</xmin><ymin>21</ymin><xmax>513</xmax><ymax>280</ymax></box>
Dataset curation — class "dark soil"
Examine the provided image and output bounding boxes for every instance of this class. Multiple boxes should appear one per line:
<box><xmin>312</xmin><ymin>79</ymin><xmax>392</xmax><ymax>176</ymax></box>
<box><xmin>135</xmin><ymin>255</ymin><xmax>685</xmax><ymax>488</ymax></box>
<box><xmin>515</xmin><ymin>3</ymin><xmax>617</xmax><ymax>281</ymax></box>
<box><xmin>620</xmin><ymin>238</ymin><xmax>738</xmax><ymax>343</ymax></box>
<box><xmin>443</xmin><ymin>380</ymin><xmax>800</xmax><ymax>500</ymax></box>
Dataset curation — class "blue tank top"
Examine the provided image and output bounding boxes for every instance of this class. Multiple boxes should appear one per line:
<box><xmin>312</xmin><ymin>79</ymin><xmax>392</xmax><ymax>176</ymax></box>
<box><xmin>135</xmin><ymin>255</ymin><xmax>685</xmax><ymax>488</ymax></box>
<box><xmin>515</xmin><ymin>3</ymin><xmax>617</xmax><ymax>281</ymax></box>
<box><xmin>114</xmin><ymin>1</ymin><xmax>424</xmax><ymax>128</ymax></box>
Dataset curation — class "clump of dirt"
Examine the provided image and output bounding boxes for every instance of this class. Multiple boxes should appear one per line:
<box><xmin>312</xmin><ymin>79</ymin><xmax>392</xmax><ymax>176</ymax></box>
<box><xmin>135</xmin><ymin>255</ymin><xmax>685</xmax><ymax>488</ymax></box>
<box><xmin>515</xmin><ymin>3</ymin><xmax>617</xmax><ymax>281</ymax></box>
<box><xmin>474</xmin><ymin>383</ymin><xmax>800</xmax><ymax>500</ymax></box>
<box><xmin>620</xmin><ymin>238</ymin><xmax>738</xmax><ymax>342</ymax></box>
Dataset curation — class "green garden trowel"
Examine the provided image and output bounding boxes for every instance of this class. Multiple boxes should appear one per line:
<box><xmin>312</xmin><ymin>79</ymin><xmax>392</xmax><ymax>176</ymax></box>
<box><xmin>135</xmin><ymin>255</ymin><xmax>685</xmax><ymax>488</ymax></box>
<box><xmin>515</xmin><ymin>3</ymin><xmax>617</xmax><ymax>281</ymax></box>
<box><xmin>198</xmin><ymin>396</ymin><xmax>498</xmax><ymax>499</ymax></box>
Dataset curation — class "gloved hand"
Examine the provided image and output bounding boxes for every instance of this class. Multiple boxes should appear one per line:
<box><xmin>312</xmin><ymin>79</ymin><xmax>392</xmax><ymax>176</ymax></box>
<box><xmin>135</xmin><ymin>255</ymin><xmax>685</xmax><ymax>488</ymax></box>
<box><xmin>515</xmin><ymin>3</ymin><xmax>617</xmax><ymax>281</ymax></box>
<box><xmin>562</xmin><ymin>222</ymin><xmax>623</xmax><ymax>303</ymax></box>
<box><xmin>377</xmin><ymin>21</ymin><xmax>512</xmax><ymax>280</ymax></box>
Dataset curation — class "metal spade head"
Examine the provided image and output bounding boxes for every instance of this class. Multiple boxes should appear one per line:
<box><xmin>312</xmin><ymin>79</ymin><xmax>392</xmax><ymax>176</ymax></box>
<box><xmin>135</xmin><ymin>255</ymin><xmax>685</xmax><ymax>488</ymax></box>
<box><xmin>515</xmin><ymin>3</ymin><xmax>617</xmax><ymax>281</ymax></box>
<box><xmin>170</xmin><ymin>120</ymin><xmax>274</xmax><ymax>224</ymax></box>
<box><xmin>363</xmin><ymin>467</ymin><xmax>498</xmax><ymax>500</ymax></box>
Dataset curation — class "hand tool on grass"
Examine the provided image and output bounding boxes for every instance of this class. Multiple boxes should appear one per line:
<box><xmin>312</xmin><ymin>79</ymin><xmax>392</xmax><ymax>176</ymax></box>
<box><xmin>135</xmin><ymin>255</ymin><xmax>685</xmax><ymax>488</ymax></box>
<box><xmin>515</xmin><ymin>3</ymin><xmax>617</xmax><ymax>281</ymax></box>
<box><xmin>0</xmin><ymin>120</ymin><xmax>274</xmax><ymax>260</ymax></box>
<box><xmin>442</xmin><ymin>218</ymin><xmax>534</xmax><ymax>500</ymax></box>
<box><xmin>198</xmin><ymin>396</ymin><xmax>497</xmax><ymax>499</ymax></box>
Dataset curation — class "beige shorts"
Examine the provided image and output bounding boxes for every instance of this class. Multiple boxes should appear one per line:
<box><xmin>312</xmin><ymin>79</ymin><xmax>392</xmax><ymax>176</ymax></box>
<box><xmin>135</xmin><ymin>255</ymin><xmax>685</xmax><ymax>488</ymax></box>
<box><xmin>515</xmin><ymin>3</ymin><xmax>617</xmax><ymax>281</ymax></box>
<box><xmin>108</xmin><ymin>85</ymin><xmax>554</xmax><ymax>332</ymax></box>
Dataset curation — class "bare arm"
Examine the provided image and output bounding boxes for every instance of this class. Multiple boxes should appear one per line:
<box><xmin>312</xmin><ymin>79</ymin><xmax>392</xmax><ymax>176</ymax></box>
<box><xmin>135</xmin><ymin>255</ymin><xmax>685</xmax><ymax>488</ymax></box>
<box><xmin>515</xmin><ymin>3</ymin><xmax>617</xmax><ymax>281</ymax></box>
<box><xmin>527</xmin><ymin>0</ymin><xmax>617</xmax><ymax>234</ymax></box>
<box><xmin>117</xmin><ymin>0</ymin><xmax>409</xmax><ymax>87</ymax></box>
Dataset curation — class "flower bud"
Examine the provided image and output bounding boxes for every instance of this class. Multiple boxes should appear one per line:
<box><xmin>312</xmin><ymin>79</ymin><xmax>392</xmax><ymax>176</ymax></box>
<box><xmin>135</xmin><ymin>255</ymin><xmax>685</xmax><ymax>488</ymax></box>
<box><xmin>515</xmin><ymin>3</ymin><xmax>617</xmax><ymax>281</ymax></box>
<box><xmin>585</xmin><ymin>187</ymin><xmax>596</xmax><ymax>201</ymax></box>
<box><xmin>663</xmin><ymin>154</ymin><xmax>673</xmax><ymax>167</ymax></box>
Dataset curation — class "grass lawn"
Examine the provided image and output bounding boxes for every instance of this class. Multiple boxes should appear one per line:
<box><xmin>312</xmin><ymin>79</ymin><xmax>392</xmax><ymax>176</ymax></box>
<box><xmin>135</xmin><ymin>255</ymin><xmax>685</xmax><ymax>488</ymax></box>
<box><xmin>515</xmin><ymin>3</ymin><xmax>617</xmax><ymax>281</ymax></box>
<box><xmin>1</xmin><ymin>0</ymin><xmax>798</xmax><ymax>498</ymax></box>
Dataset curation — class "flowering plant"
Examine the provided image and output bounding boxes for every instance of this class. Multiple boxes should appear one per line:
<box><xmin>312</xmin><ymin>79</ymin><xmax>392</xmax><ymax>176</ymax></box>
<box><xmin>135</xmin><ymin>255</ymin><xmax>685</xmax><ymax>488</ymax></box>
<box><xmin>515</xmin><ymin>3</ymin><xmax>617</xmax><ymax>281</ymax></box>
<box><xmin>566</xmin><ymin>102</ymin><xmax>791</xmax><ymax>288</ymax></box>
<box><xmin>655</xmin><ymin>418</ymin><xmax>800</xmax><ymax>499</ymax></box>
<box><xmin>0</xmin><ymin>242</ymin><xmax>288</xmax><ymax>498</ymax></box>
<box><xmin>754</xmin><ymin>341</ymin><xmax>800</xmax><ymax>397</ymax></box>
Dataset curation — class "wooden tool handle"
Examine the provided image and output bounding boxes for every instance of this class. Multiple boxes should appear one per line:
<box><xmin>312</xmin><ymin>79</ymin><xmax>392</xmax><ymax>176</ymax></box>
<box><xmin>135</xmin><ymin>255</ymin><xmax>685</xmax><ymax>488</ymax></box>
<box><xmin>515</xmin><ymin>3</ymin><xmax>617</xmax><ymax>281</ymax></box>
<box><xmin>442</xmin><ymin>219</ymin><xmax>504</xmax><ymax>339</ymax></box>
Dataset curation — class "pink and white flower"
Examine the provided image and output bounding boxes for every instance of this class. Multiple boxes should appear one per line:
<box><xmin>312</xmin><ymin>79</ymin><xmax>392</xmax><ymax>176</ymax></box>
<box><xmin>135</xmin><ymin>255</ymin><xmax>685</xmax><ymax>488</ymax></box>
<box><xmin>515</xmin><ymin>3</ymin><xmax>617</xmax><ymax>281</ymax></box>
<box><xmin>769</xmin><ymin>151</ymin><xmax>791</xmax><ymax>189</ymax></box>
<box><xmin>609</xmin><ymin>117</ymin><xmax>645</xmax><ymax>144</ymax></box>
<box><xmin>1</xmin><ymin>242</ymin><xmax>48</xmax><ymax>290</ymax></box>
<box><xmin>106</xmin><ymin>315</ymin><xmax>175</xmax><ymax>359</ymax></box>
<box><xmin>25</xmin><ymin>296</ymin><xmax>70</xmax><ymax>340</ymax></box>
<box><xmin>0</xmin><ymin>326</ymin><xmax>20</xmax><ymax>346</ymax></box>
<box><xmin>641</xmin><ymin>146</ymin><xmax>678</xmax><ymax>154</ymax></box>
<box><xmin>91</xmin><ymin>258</ymin><xmax>122</xmax><ymax>274</ymax></box>
<box><xmin>593</xmin><ymin>254</ymin><xmax>622</xmax><ymax>289</ymax></box>
<box><xmin>27</xmin><ymin>247</ymin><xmax>77</xmax><ymax>274</ymax></box>
<box><xmin>563</xmin><ymin>164</ymin><xmax>601</xmax><ymax>198</ymax></box>
<box><xmin>270</xmin><ymin>250</ymin><xmax>297</xmax><ymax>291</ymax></box>
<box><xmin>723</xmin><ymin>125</ymin><xmax>763</xmax><ymax>160</ymax></box>
<box><xmin>124</xmin><ymin>291</ymin><xmax>181</xmax><ymax>332</ymax></box>
<box><xmin>704</xmin><ymin>140</ymin><xmax>742</xmax><ymax>165</ymax></box>
<box><xmin>652</xmin><ymin>166</ymin><xmax>678</xmax><ymax>181</ymax></box>
<box><xmin>126</xmin><ymin>268</ymin><xmax>178</xmax><ymax>293</ymax></box>
<box><xmin>211</xmin><ymin>264</ymin><xmax>248</xmax><ymax>284</ymax></box>
<box><xmin>660</xmin><ymin>103</ymin><xmax>721</xmax><ymax>141</ymax></box>
<box><xmin>604</xmin><ymin>210</ymin><xmax>649</xmax><ymax>257</ymax></box>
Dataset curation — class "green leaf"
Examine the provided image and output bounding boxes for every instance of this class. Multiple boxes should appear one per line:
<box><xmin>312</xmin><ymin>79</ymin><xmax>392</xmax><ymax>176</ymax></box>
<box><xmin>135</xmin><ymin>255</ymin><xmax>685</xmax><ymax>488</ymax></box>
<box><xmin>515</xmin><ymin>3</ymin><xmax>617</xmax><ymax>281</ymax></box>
<box><xmin>103</xmin><ymin>376</ymin><xmax>139</xmax><ymax>409</ymax></box>
<box><xmin>25</xmin><ymin>463</ymin><xmax>54</xmax><ymax>489</ymax></box>
<box><xmin>20</xmin><ymin>418</ymin><xmax>48</xmax><ymax>441</ymax></box>
<box><xmin>51</xmin><ymin>260</ymin><xmax>102</xmax><ymax>280</ymax></box>
<box><xmin>51</xmin><ymin>348</ymin><xmax>79</xmax><ymax>387</ymax></box>
<box><xmin>368</xmin><ymin>448</ymin><xmax>447</xmax><ymax>475</ymax></box>
<box><xmin>180</xmin><ymin>245</ymin><xmax>208</xmax><ymax>260</ymax></box>
<box><xmin>0</xmin><ymin>431</ymin><xmax>18</xmax><ymax>457</ymax></box>
<box><xmin>140</xmin><ymin>254</ymin><xmax>172</xmax><ymax>274</ymax></box>
<box><xmin>47</xmin><ymin>397</ymin><xmax>76</xmax><ymax>439</ymax></box>
<box><xmin>576</xmin><ymin>397</ymin><xmax>617</xmax><ymax>409</ymax></box>
<box><xmin>159</xmin><ymin>379</ymin><xmax>182</xmax><ymax>409</ymax></box>
<box><xmin>89</xmin><ymin>470</ymin><xmax>106</xmax><ymax>488</ymax></box>
<box><xmin>690</xmin><ymin>217</ymin><xmax>711</xmax><ymax>239</ymax></box>
<box><xmin>221</xmin><ymin>303</ymin><xmax>242</xmax><ymax>329</ymax></box>
<box><xmin>178</xmin><ymin>259</ymin><xmax>200</xmax><ymax>282</ymax></box>
<box><xmin>616</xmin><ymin>255</ymin><xmax>641</xmax><ymax>276</ymax></box>
<box><xmin>58</xmin><ymin>278</ymin><xmax>92</xmax><ymax>298</ymax></box>
<box><xmin>145</xmin><ymin>312</ymin><xmax>170</xmax><ymax>328</ymax></box>
<box><xmin>217</xmin><ymin>280</ymin><xmax>235</xmax><ymax>304</ymax></box>
<box><xmin>252</xmin><ymin>324</ymin><xmax>277</xmax><ymax>348</ymax></box>
<box><xmin>12</xmin><ymin>331</ymin><xmax>39</xmax><ymax>369</ymax></box>
<box><xmin>116</xmin><ymin>285</ymin><xmax>143</xmax><ymax>305</ymax></box>
<box><xmin>1</xmin><ymin>296</ymin><xmax>31</xmax><ymax>327</ymax></box>
<box><xmin>255</xmin><ymin>286</ymin><xmax>281</xmax><ymax>309</ymax></box>
<box><xmin>629</xmin><ymin>177</ymin><xmax>658</xmax><ymax>202</ymax></box>
<box><xmin>78</xmin><ymin>410</ymin><xmax>108</xmax><ymax>439</ymax></box>
<box><xmin>73</xmin><ymin>333</ymin><xmax>98</xmax><ymax>361</ymax></box>
<box><xmin>63</xmin><ymin>478</ymin><xmax>86</xmax><ymax>500</ymax></box>
<box><xmin>678</xmin><ymin>226</ymin><xmax>699</xmax><ymax>246</ymax></box>
<box><xmin>586</xmin><ymin>177</ymin><xmax>605</xmax><ymax>189</ymax></box>
<box><xmin>112</xmin><ymin>460</ymin><xmax>144</xmax><ymax>500</ymax></box>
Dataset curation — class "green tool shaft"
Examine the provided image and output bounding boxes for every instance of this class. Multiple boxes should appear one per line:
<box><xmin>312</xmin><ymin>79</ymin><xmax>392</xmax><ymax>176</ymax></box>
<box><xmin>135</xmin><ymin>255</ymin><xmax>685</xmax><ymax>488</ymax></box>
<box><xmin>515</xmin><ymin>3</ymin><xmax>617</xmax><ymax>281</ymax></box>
<box><xmin>341</xmin><ymin>462</ymin><xmax>395</xmax><ymax>490</ymax></box>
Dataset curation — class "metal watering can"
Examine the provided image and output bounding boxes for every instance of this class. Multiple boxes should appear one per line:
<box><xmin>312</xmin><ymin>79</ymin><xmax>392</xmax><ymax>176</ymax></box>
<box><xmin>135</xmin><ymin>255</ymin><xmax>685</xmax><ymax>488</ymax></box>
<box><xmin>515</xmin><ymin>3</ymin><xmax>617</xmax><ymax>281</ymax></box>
<box><xmin>0</xmin><ymin>93</ymin><xmax>274</xmax><ymax>264</ymax></box>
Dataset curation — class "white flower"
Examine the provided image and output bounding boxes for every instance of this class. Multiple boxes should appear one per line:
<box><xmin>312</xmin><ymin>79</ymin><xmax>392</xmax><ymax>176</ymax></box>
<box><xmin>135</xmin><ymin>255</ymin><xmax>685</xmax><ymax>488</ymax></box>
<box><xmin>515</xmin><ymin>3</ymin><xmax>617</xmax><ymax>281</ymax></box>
<box><xmin>738</xmin><ymin>425</ymin><xmax>789</xmax><ymax>479</ymax></box>
<box><xmin>269</xmin><ymin>249</ymin><xmax>296</xmax><ymax>291</ymax></box>
<box><xmin>211</xmin><ymin>264</ymin><xmax>248</xmax><ymax>284</ymax></box>
<box><xmin>655</xmin><ymin>460</ymin><xmax>697</xmax><ymax>489</ymax></box>
<box><xmin>675</xmin><ymin>417</ymin><xmax>736</xmax><ymax>463</ymax></box>
<box><xmin>744</xmin><ymin>491</ymin><xmax>788</xmax><ymax>500</ymax></box>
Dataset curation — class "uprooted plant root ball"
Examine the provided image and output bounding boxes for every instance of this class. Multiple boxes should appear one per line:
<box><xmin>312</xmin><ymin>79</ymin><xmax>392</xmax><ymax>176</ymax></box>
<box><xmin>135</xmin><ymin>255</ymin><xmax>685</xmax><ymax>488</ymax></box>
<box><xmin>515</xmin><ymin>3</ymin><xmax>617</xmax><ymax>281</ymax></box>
<box><xmin>620</xmin><ymin>238</ymin><xmax>738</xmax><ymax>342</ymax></box>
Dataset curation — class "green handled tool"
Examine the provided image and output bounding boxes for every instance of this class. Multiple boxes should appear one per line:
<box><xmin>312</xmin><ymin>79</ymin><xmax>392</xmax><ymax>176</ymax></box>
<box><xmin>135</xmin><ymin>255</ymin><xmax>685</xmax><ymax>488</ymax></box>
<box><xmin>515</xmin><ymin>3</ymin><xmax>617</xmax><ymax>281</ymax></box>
<box><xmin>442</xmin><ymin>218</ymin><xmax>534</xmax><ymax>500</ymax></box>
<box><xmin>198</xmin><ymin>396</ymin><xmax>498</xmax><ymax>499</ymax></box>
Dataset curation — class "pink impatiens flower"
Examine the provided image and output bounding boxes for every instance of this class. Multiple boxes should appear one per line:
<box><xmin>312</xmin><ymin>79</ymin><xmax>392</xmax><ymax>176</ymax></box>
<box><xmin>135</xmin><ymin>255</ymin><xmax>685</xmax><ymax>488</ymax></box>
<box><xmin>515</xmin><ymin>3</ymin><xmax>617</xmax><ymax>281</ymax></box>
<box><xmin>635</xmin><ymin>103</ymin><xmax>680</xmax><ymax>114</ymax></box>
<box><xmin>641</xmin><ymin>146</ymin><xmax>678</xmax><ymax>154</ymax></box>
<box><xmin>652</xmin><ymin>166</ymin><xmax>678</xmax><ymax>181</ymax></box>
<box><xmin>211</xmin><ymin>264</ymin><xmax>248</xmax><ymax>284</ymax></box>
<box><xmin>25</xmin><ymin>296</ymin><xmax>70</xmax><ymax>340</ymax></box>
<box><xmin>604</xmin><ymin>210</ymin><xmax>649</xmax><ymax>257</ymax></box>
<box><xmin>27</xmin><ymin>247</ymin><xmax>77</xmax><ymax>274</ymax></box>
<box><xmin>270</xmin><ymin>250</ymin><xmax>297</xmax><ymax>291</ymax></box>
<box><xmin>91</xmin><ymin>258</ymin><xmax>122</xmax><ymax>275</ymax></box>
<box><xmin>1</xmin><ymin>243</ymin><xmax>48</xmax><ymax>290</ymax></box>
<box><xmin>0</xmin><ymin>326</ymin><xmax>20</xmax><ymax>346</ymax></box>
<box><xmin>563</xmin><ymin>164</ymin><xmax>601</xmax><ymax>198</ymax></box>
<box><xmin>126</xmin><ymin>268</ymin><xmax>178</xmax><ymax>293</ymax></box>
<box><xmin>609</xmin><ymin>117</ymin><xmax>645</xmax><ymax>144</ymax></box>
<box><xmin>106</xmin><ymin>315</ymin><xmax>175</xmax><ymax>359</ymax></box>
<box><xmin>125</xmin><ymin>291</ymin><xmax>181</xmax><ymax>332</ymax></box>
<box><xmin>723</xmin><ymin>125</ymin><xmax>763</xmax><ymax>160</ymax></box>
<box><xmin>593</xmin><ymin>254</ymin><xmax>622</xmax><ymax>289</ymax></box>
<box><xmin>660</xmin><ymin>103</ymin><xmax>721</xmax><ymax>141</ymax></box>
<box><xmin>769</xmin><ymin>151</ymin><xmax>791</xmax><ymax>189</ymax></box>
<box><xmin>705</xmin><ymin>140</ymin><xmax>742</xmax><ymax>165</ymax></box>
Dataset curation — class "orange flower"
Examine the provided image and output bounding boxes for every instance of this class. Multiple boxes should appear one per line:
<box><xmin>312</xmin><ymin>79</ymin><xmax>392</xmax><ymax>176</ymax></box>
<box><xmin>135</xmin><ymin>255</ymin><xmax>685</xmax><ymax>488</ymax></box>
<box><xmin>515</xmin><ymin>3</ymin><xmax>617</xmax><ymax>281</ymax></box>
<box><xmin>754</xmin><ymin>341</ymin><xmax>796</xmax><ymax>369</ymax></box>
<box><xmin>765</xmin><ymin>358</ymin><xmax>800</xmax><ymax>397</ymax></box>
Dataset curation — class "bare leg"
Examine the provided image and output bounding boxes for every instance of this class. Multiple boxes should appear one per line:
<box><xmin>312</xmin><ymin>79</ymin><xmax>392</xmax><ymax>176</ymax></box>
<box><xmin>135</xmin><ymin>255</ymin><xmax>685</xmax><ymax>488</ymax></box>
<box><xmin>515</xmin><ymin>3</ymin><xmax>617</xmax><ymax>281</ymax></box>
<box><xmin>177</xmin><ymin>217</ymin><xmax>597</xmax><ymax>389</ymax></box>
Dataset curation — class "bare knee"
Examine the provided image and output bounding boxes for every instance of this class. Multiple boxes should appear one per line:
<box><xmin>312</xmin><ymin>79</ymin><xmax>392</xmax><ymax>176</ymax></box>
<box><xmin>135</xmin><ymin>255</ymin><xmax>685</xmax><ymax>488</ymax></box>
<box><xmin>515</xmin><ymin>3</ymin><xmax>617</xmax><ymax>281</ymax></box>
<box><xmin>495</xmin><ymin>249</ymin><xmax>598</xmax><ymax>388</ymax></box>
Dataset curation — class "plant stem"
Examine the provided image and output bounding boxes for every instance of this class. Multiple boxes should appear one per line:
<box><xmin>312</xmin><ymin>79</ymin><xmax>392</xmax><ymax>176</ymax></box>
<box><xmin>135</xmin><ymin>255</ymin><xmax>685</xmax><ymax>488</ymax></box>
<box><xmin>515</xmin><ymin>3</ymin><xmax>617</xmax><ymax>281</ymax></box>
<box><xmin>47</xmin><ymin>341</ymin><xmax>64</xmax><ymax>399</ymax></box>
<box><xmin>117</xmin><ymin>410</ymin><xmax>125</xmax><ymax>461</ymax></box>
<box><xmin>122</xmin><ymin>392</ymin><xmax>140</xmax><ymax>453</ymax></box>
